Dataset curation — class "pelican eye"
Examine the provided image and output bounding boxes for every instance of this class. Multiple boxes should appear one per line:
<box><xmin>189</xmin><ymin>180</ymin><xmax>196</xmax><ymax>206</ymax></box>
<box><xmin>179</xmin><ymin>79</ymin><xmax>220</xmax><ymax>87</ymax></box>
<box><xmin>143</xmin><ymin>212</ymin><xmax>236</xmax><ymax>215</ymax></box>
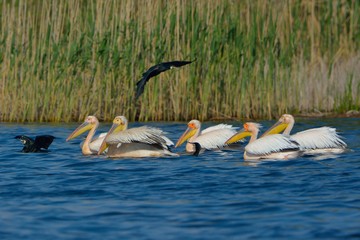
<box><xmin>243</xmin><ymin>123</ymin><xmax>249</xmax><ymax>131</ymax></box>
<box><xmin>188</xmin><ymin>123</ymin><xmax>195</xmax><ymax>129</ymax></box>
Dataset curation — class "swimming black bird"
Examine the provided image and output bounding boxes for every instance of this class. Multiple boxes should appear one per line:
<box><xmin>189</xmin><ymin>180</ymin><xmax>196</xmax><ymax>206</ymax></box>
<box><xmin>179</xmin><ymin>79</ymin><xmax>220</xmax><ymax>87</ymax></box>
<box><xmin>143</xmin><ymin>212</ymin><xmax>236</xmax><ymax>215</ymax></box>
<box><xmin>15</xmin><ymin>135</ymin><xmax>55</xmax><ymax>153</ymax></box>
<box><xmin>135</xmin><ymin>60</ymin><xmax>194</xmax><ymax>100</ymax></box>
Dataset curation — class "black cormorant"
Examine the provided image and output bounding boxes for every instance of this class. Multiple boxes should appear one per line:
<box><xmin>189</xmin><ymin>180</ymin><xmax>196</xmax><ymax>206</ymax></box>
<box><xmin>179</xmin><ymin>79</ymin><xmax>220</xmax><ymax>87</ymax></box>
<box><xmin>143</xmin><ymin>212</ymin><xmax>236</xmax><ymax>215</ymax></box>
<box><xmin>15</xmin><ymin>135</ymin><xmax>55</xmax><ymax>153</ymax></box>
<box><xmin>135</xmin><ymin>60</ymin><xmax>194</xmax><ymax>100</ymax></box>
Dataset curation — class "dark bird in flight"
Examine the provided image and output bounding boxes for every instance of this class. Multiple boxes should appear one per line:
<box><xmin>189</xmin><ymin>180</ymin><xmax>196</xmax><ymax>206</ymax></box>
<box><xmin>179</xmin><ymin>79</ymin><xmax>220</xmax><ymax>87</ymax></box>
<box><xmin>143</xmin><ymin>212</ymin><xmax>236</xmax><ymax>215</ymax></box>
<box><xmin>135</xmin><ymin>60</ymin><xmax>194</xmax><ymax>100</ymax></box>
<box><xmin>15</xmin><ymin>135</ymin><xmax>55</xmax><ymax>153</ymax></box>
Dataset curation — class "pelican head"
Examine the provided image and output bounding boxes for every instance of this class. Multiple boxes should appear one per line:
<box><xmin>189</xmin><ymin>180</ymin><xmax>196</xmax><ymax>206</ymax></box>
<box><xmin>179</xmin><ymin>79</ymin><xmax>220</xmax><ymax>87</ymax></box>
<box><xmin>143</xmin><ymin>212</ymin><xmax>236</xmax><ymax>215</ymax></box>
<box><xmin>110</xmin><ymin>116</ymin><xmax>129</xmax><ymax>131</ymax></box>
<box><xmin>175</xmin><ymin>119</ymin><xmax>201</xmax><ymax>148</ymax></box>
<box><xmin>261</xmin><ymin>114</ymin><xmax>295</xmax><ymax>137</ymax></box>
<box><xmin>225</xmin><ymin>122</ymin><xmax>261</xmax><ymax>144</ymax></box>
<box><xmin>66</xmin><ymin>115</ymin><xmax>99</xmax><ymax>141</ymax></box>
<box><xmin>98</xmin><ymin>116</ymin><xmax>128</xmax><ymax>154</ymax></box>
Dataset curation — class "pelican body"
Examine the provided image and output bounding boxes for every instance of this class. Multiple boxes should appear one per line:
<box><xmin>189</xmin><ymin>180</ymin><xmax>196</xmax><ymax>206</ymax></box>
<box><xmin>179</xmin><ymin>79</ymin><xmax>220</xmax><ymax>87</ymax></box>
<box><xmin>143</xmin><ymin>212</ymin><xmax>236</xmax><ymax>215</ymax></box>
<box><xmin>175</xmin><ymin>119</ymin><xmax>238</xmax><ymax>152</ymax></box>
<box><xmin>98</xmin><ymin>116</ymin><xmax>178</xmax><ymax>158</ymax></box>
<box><xmin>262</xmin><ymin>114</ymin><xmax>347</xmax><ymax>154</ymax></box>
<box><xmin>66</xmin><ymin>116</ymin><xmax>106</xmax><ymax>155</ymax></box>
<box><xmin>226</xmin><ymin>123</ymin><xmax>300</xmax><ymax>160</ymax></box>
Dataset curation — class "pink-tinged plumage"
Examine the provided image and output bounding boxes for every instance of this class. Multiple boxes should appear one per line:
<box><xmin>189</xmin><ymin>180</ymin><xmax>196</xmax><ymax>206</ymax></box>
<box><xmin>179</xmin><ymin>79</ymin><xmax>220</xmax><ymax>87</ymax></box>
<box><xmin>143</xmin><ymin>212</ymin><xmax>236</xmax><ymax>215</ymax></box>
<box><xmin>226</xmin><ymin>122</ymin><xmax>301</xmax><ymax>160</ymax></box>
<box><xmin>175</xmin><ymin>119</ymin><xmax>238</xmax><ymax>152</ymax></box>
<box><xmin>262</xmin><ymin>114</ymin><xmax>346</xmax><ymax>154</ymax></box>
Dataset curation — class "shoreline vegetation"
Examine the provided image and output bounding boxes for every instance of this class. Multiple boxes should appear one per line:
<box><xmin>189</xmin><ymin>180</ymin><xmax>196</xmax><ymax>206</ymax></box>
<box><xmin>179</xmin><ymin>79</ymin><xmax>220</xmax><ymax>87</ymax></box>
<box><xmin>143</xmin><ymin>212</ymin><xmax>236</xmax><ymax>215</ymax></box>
<box><xmin>0</xmin><ymin>0</ymin><xmax>359</xmax><ymax>123</ymax></box>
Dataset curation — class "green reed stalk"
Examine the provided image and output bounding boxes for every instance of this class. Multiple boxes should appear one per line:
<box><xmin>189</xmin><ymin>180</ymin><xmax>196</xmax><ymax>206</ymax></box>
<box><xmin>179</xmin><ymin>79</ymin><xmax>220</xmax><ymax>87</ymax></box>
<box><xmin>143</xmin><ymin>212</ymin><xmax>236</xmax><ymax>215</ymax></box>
<box><xmin>0</xmin><ymin>0</ymin><xmax>359</xmax><ymax>123</ymax></box>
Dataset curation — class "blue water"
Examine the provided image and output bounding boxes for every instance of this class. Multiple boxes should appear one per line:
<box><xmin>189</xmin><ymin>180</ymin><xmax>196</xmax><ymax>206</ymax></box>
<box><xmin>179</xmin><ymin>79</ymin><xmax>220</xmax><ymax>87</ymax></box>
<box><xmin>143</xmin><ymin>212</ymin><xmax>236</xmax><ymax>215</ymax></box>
<box><xmin>1</xmin><ymin>118</ymin><xmax>360</xmax><ymax>239</ymax></box>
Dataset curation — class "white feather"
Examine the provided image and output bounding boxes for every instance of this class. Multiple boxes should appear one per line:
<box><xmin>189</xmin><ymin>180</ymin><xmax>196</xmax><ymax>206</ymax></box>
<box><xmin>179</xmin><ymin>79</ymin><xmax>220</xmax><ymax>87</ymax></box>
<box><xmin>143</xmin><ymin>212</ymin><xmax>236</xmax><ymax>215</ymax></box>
<box><xmin>98</xmin><ymin>132</ymin><xmax>108</xmax><ymax>138</ymax></box>
<box><xmin>162</xmin><ymin>135</ymin><xmax>174</xmax><ymax>146</ymax></box>
<box><xmin>80</xmin><ymin>132</ymin><xmax>107</xmax><ymax>152</ymax></box>
<box><xmin>246</xmin><ymin>134</ymin><xmax>299</xmax><ymax>155</ymax></box>
<box><xmin>201</xmin><ymin>124</ymin><xmax>238</xmax><ymax>134</ymax></box>
<box><xmin>106</xmin><ymin>126</ymin><xmax>171</xmax><ymax>149</ymax></box>
<box><xmin>291</xmin><ymin>127</ymin><xmax>346</xmax><ymax>150</ymax></box>
<box><xmin>195</xmin><ymin>127</ymin><xmax>238</xmax><ymax>149</ymax></box>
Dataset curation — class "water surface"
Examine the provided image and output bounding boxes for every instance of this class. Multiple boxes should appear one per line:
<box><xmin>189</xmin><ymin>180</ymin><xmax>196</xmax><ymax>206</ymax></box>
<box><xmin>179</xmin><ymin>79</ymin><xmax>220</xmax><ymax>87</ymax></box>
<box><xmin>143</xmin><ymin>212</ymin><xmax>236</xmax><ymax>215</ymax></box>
<box><xmin>1</xmin><ymin>118</ymin><xmax>360</xmax><ymax>239</ymax></box>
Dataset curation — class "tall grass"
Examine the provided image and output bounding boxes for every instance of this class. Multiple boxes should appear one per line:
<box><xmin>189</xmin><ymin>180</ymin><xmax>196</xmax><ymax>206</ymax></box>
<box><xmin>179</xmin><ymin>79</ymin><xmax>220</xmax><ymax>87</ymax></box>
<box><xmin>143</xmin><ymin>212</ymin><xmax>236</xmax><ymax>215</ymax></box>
<box><xmin>0</xmin><ymin>0</ymin><xmax>359</xmax><ymax>122</ymax></box>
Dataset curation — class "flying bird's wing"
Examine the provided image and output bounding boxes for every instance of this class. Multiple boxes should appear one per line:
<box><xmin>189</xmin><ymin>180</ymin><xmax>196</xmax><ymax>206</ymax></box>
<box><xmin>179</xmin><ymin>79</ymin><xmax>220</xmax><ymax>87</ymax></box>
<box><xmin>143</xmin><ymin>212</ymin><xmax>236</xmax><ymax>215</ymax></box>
<box><xmin>34</xmin><ymin>135</ymin><xmax>55</xmax><ymax>149</ymax></box>
<box><xmin>162</xmin><ymin>60</ymin><xmax>193</xmax><ymax>68</ymax></box>
<box><xmin>135</xmin><ymin>60</ymin><xmax>194</xmax><ymax>100</ymax></box>
<box><xmin>135</xmin><ymin>71</ymin><xmax>153</xmax><ymax>100</ymax></box>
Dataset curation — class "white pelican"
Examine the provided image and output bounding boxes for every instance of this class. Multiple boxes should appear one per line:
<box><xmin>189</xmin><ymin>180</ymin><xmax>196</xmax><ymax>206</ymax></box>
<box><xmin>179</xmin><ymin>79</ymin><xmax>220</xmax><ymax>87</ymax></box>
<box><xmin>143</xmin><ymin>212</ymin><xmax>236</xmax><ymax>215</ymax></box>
<box><xmin>226</xmin><ymin>122</ymin><xmax>301</xmax><ymax>160</ymax></box>
<box><xmin>261</xmin><ymin>114</ymin><xmax>347</xmax><ymax>154</ymax></box>
<box><xmin>175</xmin><ymin>119</ymin><xmax>238</xmax><ymax>152</ymax></box>
<box><xmin>97</xmin><ymin>116</ymin><xmax>178</xmax><ymax>158</ymax></box>
<box><xmin>66</xmin><ymin>116</ymin><xmax>107</xmax><ymax>155</ymax></box>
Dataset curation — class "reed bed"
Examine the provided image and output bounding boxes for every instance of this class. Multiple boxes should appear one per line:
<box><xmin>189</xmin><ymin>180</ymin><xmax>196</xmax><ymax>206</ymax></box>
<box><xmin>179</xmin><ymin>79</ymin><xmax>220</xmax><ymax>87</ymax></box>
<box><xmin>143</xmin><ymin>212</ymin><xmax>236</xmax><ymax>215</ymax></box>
<box><xmin>0</xmin><ymin>0</ymin><xmax>359</xmax><ymax>122</ymax></box>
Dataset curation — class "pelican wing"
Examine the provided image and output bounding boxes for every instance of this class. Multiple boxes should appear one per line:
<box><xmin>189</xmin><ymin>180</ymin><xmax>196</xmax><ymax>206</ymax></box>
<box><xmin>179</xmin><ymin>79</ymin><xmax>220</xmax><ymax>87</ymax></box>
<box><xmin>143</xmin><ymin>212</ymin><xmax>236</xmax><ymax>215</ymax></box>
<box><xmin>201</xmin><ymin>124</ymin><xmax>238</xmax><ymax>134</ymax></box>
<box><xmin>195</xmin><ymin>128</ymin><xmax>238</xmax><ymax>149</ymax></box>
<box><xmin>162</xmin><ymin>135</ymin><xmax>174</xmax><ymax>146</ymax></box>
<box><xmin>105</xmin><ymin>126</ymin><xmax>169</xmax><ymax>148</ymax></box>
<box><xmin>97</xmin><ymin>132</ymin><xmax>108</xmax><ymax>138</ymax></box>
<box><xmin>89</xmin><ymin>135</ymin><xmax>106</xmax><ymax>152</ymax></box>
<box><xmin>291</xmin><ymin>127</ymin><xmax>346</xmax><ymax>150</ymax></box>
<box><xmin>246</xmin><ymin>134</ymin><xmax>299</xmax><ymax>155</ymax></box>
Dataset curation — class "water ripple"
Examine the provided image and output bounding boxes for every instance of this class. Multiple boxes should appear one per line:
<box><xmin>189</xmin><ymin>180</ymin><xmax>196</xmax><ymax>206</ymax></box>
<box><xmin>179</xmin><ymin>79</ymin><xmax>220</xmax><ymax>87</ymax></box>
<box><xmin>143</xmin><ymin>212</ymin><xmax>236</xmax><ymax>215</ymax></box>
<box><xmin>0</xmin><ymin>119</ymin><xmax>359</xmax><ymax>239</ymax></box>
